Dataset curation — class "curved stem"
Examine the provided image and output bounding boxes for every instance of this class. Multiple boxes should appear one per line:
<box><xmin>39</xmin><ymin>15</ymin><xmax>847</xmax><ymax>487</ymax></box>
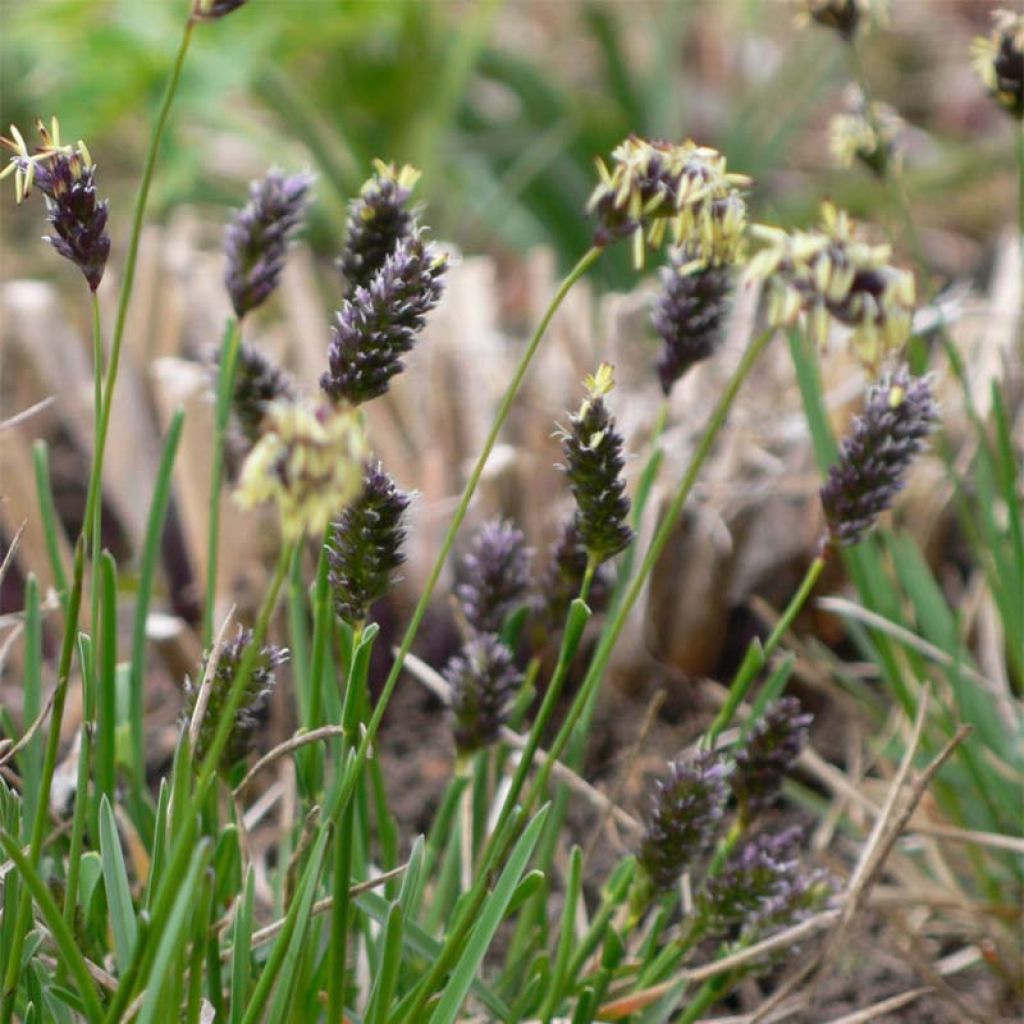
<box><xmin>326</xmin><ymin>246</ymin><xmax>602</xmax><ymax>824</ymax></box>
<box><xmin>529</xmin><ymin>327</ymin><xmax>776</xmax><ymax>801</ymax></box>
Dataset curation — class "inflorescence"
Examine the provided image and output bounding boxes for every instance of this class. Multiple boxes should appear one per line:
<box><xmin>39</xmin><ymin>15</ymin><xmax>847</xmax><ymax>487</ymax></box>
<box><xmin>651</xmin><ymin>244</ymin><xmax>735</xmax><ymax>395</ymax></box>
<box><xmin>559</xmin><ymin>365</ymin><xmax>634</xmax><ymax>567</ymax></box>
<box><xmin>230</xmin><ymin>341</ymin><xmax>296</xmax><ymax>446</ymax></box>
<box><xmin>455</xmin><ymin>519</ymin><xmax>533</xmax><ymax>636</ymax></box>
<box><xmin>224</xmin><ymin>168</ymin><xmax>313</xmax><ymax>319</ymax></box>
<box><xmin>327</xmin><ymin>461</ymin><xmax>410</xmax><ymax>628</ymax></box>
<box><xmin>829</xmin><ymin>88</ymin><xmax>904</xmax><ymax>178</ymax></box>
<box><xmin>588</xmin><ymin>136</ymin><xmax>749</xmax><ymax>268</ymax></box>
<box><xmin>731</xmin><ymin>697</ymin><xmax>813</xmax><ymax>821</ymax></box>
<box><xmin>1</xmin><ymin>118</ymin><xmax>110</xmax><ymax>291</ymax></box>
<box><xmin>637</xmin><ymin>751</ymin><xmax>730</xmax><ymax>895</ymax></box>
<box><xmin>820</xmin><ymin>367</ymin><xmax>937</xmax><ymax>548</ymax></box>
<box><xmin>183</xmin><ymin>626</ymin><xmax>288</xmax><ymax>777</ymax></box>
<box><xmin>798</xmin><ymin>0</ymin><xmax>884</xmax><ymax>41</ymax></box>
<box><xmin>321</xmin><ymin>232</ymin><xmax>448</xmax><ymax>405</ymax></box>
<box><xmin>338</xmin><ymin>161</ymin><xmax>421</xmax><ymax>295</ymax></box>
<box><xmin>971</xmin><ymin>9</ymin><xmax>1024</xmax><ymax>119</ymax></box>
<box><xmin>235</xmin><ymin>399</ymin><xmax>366</xmax><ymax>542</ymax></box>
<box><xmin>746</xmin><ymin>202</ymin><xmax>915</xmax><ymax>373</ymax></box>
<box><xmin>446</xmin><ymin>632</ymin><xmax>523</xmax><ymax>757</ymax></box>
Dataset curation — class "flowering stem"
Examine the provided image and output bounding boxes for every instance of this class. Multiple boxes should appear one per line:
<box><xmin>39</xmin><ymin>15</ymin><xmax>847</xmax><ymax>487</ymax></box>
<box><xmin>203</xmin><ymin>317</ymin><xmax>242</xmax><ymax>648</ymax></box>
<box><xmin>532</xmin><ymin>327</ymin><xmax>776</xmax><ymax>798</ymax></box>
<box><xmin>703</xmin><ymin>554</ymin><xmax>826</xmax><ymax>749</ymax></box>
<box><xmin>0</xmin><ymin>33</ymin><xmax>196</xmax><ymax>996</ymax></box>
<box><xmin>325</xmin><ymin>246</ymin><xmax>601</xmax><ymax>827</ymax></box>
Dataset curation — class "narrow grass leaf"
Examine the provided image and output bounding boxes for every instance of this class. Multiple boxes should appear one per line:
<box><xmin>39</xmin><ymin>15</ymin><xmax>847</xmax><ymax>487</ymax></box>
<box><xmin>99</xmin><ymin>794</ymin><xmax>138</xmax><ymax>974</ymax></box>
<box><xmin>136</xmin><ymin>840</ymin><xmax>213</xmax><ymax>1024</ymax></box>
<box><xmin>427</xmin><ymin>804</ymin><xmax>551</xmax><ymax>1024</ymax></box>
<box><xmin>0</xmin><ymin>831</ymin><xmax>105</xmax><ymax>1024</ymax></box>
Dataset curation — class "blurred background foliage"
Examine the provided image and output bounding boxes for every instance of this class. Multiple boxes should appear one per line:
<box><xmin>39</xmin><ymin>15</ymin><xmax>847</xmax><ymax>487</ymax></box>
<box><xmin>0</xmin><ymin>0</ymin><xmax>1018</xmax><ymax>293</ymax></box>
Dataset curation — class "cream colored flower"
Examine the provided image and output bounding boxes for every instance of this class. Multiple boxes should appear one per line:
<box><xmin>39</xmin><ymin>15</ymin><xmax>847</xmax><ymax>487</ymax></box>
<box><xmin>746</xmin><ymin>203</ymin><xmax>915</xmax><ymax>373</ymax></box>
<box><xmin>829</xmin><ymin>89</ymin><xmax>904</xmax><ymax>176</ymax></box>
<box><xmin>971</xmin><ymin>10</ymin><xmax>1024</xmax><ymax>119</ymax></box>
<box><xmin>588</xmin><ymin>136</ymin><xmax>750</xmax><ymax>268</ymax></box>
<box><xmin>236</xmin><ymin>399</ymin><xmax>366</xmax><ymax>541</ymax></box>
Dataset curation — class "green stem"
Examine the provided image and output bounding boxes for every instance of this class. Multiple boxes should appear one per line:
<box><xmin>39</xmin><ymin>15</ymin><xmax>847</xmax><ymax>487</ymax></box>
<box><xmin>327</xmin><ymin>624</ymin><xmax>363</xmax><ymax>1024</ymax></box>
<box><xmin>0</xmin><ymin>27</ymin><xmax>193</xmax><ymax>1017</ymax></box>
<box><xmin>675</xmin><ymin>970</ymin><xmax>733</xmax><ymax>1024</ymax></box>
<box><xmin>528</xmin><ymin>327</ymin><xmax>776</xmax><ymax>802</ymax></box>
<box><xmin>204</xmin><ymin>317</ymin><xmax>242</xmax><ymax>647</ymax></box>
<box><xmin>703</xmin><ymin>553</ymin><xmax>826</xmax><ymax>748</ymax></box>
<box><xmin>89</xmin><ymin>293</ymin><xmax>103</xmax><ymax>648</ymax></box>
<box><xmin>325</xmin><ymin>246</ymin><xmax>602</xmax><ymax>826</ymax></box>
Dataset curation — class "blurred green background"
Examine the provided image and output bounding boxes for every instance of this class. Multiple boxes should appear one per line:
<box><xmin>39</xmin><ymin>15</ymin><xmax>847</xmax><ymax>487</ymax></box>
<box><xmin>0</xmin><ymin>0</ymin><xmax>1017</xmax><ymax>292</ymax></box>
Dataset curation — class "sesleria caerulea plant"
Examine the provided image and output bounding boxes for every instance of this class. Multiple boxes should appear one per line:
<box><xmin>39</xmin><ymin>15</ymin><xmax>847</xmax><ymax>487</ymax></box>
<box><xmin>3</xmin><ymin>3</ymin><xmax>995</xmax><ymax>1018</ymax></box>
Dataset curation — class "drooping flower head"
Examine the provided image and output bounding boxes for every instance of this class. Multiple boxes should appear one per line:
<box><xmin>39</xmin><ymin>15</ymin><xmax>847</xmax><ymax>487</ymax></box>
<box><xmin>456</xmin><ymin>519</ymin><xmax>533</xmax><ymax>636</ymax></box>
<box><xmin>339</xmin><ymin>161</ymin><xmax>421</xmax><ymax>296</ymax></box>
<box><xmin>1</xmin><ymin>118</ymin><xmax>110</xmax><ymax>291</ymax></box>
<box><xmin>183</xmin><ymin>626</ymin><xmax>288</xmax><ymax>777</ymax></box>
<box><xmin>224</xmin><ymin>169</ymin><xmax>314</xmax><ymax>319</ymax></box>
<box><xmin>191</xmin><ymin>0</ymin><xmax>248</xmax><ymax>21</ymax></box>
<box><xmin>797</xmin><ymin>0</ymin><xmax>886</xmax><ymax>41</ymax></box>
<box><xmin>651</xmin><ymin>244</ymin><xmax>734</xmax><ymax>395</ymax></box>
<box><xmin>558</xmin><ymin>364</ymin><xmax>633</xmax><ymax>566</ymax></box>
<box><xmin>320</xmin><ymin>232</ymin><xmax>448</xmax><ymax>405</ymax></box>
<box><xmin>731</xmin><ymin>697</ymin><xmax>813</xmax><ymax>820</ymax></box>
<box><xmin>829</xmin><ymin>89</ymin><xmax>904</xmax><ymax>178</ymax></box>
<box><xmin>746</xmin><ymin>203</ymin><xmax>915</xmax><ymax>373</ymax></box>
<box><xmin>327</xmin><ymin>461</ymin><xmax>410</xmax><ymax>627</ymax></box>
<box><xmin>446</xmin><ymin>632</ymin><xmax>523</xmax><ymax>756</ymax></box>
<box><xmin>235</xmin><ymin>399</ymin><xmax>366</xmax><ymax>542</ymax></box>
<box><xmin>588</xmin><ymin>136</ymin><xmax>749</xmax><ymax>268</ymax></box>
<box><xmin>820</xmin><ymin>367</ymin><xmax>937</xmax><ymax>548</ymax></box>
<box><xmin>971</xmin><ymin>10</ymin><xmax>1024</xmax><ymax>119</ymax></box>
<box><xmin>229</xmin><ymin>342</ymin><xmax>296</xmax><ymax>446</ymax></box>
<box><xmin>637</xmin><ymin>751</ymin><xmax>730</xmax><ymax>894</ymax></box>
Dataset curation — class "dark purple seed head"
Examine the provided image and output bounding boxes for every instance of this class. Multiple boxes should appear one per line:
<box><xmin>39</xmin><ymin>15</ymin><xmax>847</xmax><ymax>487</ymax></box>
<box><xmin>731</xmin><ymin>697</ymin><xmax>813</xmax><ymax>820</ymax></box>
<box><xmin>456</xmin><ymin>519</ymin><xmax>533</xmax><ymax>635</ymax></box>
<box><xmin>820</xmin><ymin>368</ymin><xmax>937</xmax><ymax>548</ymax></box>
<box><xmin>183</xmin><ymin>626</ymin><xmax>288</xmax><ymax>776</ymax></box>
<box><xmin>446</xmin><ymin>632</ymin><xmax>523</xmax><ymax>755</ymax></box>
<box><xmin>339</xmin><ymin>161</ymin><xmax>421</xmax><ymax>296</ymax></box>
<box><xmin>651</xmin><ymin>245</ymin><xmax>734</xmax><ymax>395</ymax></box>
<box><xmin>637</xmin><ymin>751</ymin><xmax>730</xmax><ymax>893</ymax></box>
<box><xmin>327</xmin><ymin>462</ymin><xmax>410</xmax><ymax>627</ymax></box>
<box><xmin>224</xmin><ymin>169</ymin><xmax>313</xmax><ymax>319</ymax></box>
<box><xmin>320</xmin><ymin>232</ymin><xmax>447</xmax><ymax>406</ymax></box>
<box><xmin>559</xmin><ymin>366</ymin><xmax>633</xmax><ymax>566</ymax></box>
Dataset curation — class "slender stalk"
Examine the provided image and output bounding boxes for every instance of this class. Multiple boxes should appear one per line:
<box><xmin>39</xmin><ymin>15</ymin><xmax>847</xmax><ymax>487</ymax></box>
<box><xmin>204</xmin><ymin>317</ymin><xmax>242</xmax><ymax>647</ymax></box>
<box><xmin>528</xmin><ymin>327</ymin><xmax>776</xmax><ymax>804</ymax></box>
<box><xmin>703</xmin><ymin>553</ymin><xmax>826</xmax><ymax>748</ymax></box>
<box><xmin>1</xmin><ymin>25</ymin><xmax>194</xmax><ymax>1018</ymax></box>
<box><xmin>325</xmin><ymin>246</ymin><xmax>602</xmax><ymax>826</ymax></box>
<box><xmin>327</xmin><ymin>623</ymin><xmax>363</xmax><ymax>1024</ymax></box>
<box><xmin>89</xmin><ymin>293</ymin><xmax>104</xmax><ymax>648</ymax></box>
